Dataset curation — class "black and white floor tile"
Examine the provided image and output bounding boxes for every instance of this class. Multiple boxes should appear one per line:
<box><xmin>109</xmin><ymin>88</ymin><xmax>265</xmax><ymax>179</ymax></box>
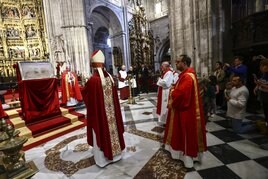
<box><xmin>120</xmin><ymin>93</ymin><xmax>268</xmax><ymax>179</ymax></box>
<box><xmin>24</xmin><ymin>92</ymin><xmax>268</xmax><ymax>179</ymax></box>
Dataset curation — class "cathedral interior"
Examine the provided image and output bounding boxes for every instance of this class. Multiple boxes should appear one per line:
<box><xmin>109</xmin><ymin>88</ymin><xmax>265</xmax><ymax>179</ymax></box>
<box><xmin>0</xmin><ymin>0</ymin><xmax>268</xmax><ymax>178</ymax></box>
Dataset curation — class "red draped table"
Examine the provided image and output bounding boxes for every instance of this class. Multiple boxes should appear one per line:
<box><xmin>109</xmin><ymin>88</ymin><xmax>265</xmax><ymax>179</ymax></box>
<box><xmin>19</xmin><ymin>78</ymin><xmax>61</xmax><ymax>124</ymax></box>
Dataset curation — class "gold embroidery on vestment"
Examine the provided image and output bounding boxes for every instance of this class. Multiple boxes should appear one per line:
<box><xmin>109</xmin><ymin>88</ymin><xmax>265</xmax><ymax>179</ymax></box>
<box><xmin>65</xmin><ymin>75</ymin><xmax>69</xmax><ymax>100</ymax></box>
<box><xmin>187</xmin><ymin>73</ymin><xmax>205</xmax><ymax>152</ymax></box>
<box><xmin>103</xmin><ymin>77</ymin><xmax>121</xmax><ymax>156</ymax></box>
<box><xmin>165</xmin><ymin>83</ymin><xmax>178</xmax><ymax>145</ymax></box>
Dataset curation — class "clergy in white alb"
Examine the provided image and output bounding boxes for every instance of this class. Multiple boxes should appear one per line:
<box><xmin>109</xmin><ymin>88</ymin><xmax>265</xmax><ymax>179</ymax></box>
<box><xmin>156</xmin><ymin>61</ymin><xmax>174</xmax><ymax>124</ymax></box>
<box><xmin>118</xmin><ymin>65</ymin><xmax>129</xmax><ymax>100</ymax></box>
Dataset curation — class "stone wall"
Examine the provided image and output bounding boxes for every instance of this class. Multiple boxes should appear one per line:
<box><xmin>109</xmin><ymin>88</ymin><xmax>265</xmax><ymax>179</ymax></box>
<box><xmin>143</xmin><ymin>0</ymin><xmax>168</xmax><ymax>21</ymax></box>
<box><xmin>169</xmin><ymin>0</ymin><xmax>232</xmax><ymax>76</ymax></box>
<box><xmin>150</xmin><ymin>16</ymin><xmax>169</xmax><ymax>70</ymax></box>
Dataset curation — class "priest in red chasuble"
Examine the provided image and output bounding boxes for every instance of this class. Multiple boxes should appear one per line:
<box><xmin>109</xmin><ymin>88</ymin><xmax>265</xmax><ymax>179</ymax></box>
<box><xmin>61</xmin><ymin>66</ymin><xmax>82</xmax><ymax>106</ymax></box>
<box><xmin>156</xmin><ymin>61</ymin><xmax>173</xmax><ymax>124</ymax></box>
<box><xmin>163</xmin><ymin>54</ymin><xmax>207</xmax><ymax>168</ymax></box>
<box><xmin>82</xmin><ymin>50</ymin><xmax>125</xmax><ymax>167</ymax></box>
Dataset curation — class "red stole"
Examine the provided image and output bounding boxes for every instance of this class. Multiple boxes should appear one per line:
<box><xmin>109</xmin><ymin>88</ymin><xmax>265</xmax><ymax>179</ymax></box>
<box><xmin>156</xmin><ymin>69</ymin><xmax>171</xmax><ymax>115</ymax></box>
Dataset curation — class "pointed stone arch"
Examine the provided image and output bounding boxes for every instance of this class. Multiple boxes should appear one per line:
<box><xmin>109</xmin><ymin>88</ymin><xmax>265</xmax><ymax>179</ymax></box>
<box><xmin>156</xmin><ymin>39</ymin><xmax>170</xmax><ymax>64</ymax></box>
<box><xmin>86</xmin><ymin>4</ymin><xmax>126</xmax><ymax>75</ymax></box>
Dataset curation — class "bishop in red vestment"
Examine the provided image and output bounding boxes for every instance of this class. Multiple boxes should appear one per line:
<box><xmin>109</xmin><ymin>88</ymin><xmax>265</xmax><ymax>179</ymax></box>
<box><xmin>61</xmin><ymin>67</ymin><xmax>82</xmax><ymax>106</ymax></box>
<box><xmin>164</xmin><ymin>55</ymin><xmax>207</xmax><ymax>168</ymax></box>
<box><xmin>82</xmin><ymin>50</ymin><xmax>125</xmax><ymax>167</ymax></box>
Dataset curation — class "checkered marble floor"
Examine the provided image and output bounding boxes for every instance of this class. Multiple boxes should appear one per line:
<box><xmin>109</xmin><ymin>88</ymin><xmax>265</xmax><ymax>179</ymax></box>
<box><xmin>24</xmin><ymin>92</ymin><xmax>268</xmax><ymax>179</ymax></box>
<box><xmin>120</xmin><ymin>92</ymin><xmax>268</xmax><ymax>179</ymax></box>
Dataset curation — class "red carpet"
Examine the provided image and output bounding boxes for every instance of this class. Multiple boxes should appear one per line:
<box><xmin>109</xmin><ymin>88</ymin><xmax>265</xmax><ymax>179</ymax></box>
<box><xmin>2</xmin><ymin>85</ymin><xmax>87</xmax><ymax>150</ymax></box>
<box><xmin>70</xmin><ymin>111</ymin><xmax>85</xmax><ymax>119</ymax></box>
<box><xmin>22</xmin><ymin>123</ymin><xmax>85</xmax><ymax>151</ymax></box>
<box><xmin>28</xmin><ymin>116</ymin><xmax>71</xmax><ymax>137</ymax></box>
<box><xmin>5</xmin><ymin>107</ymin><xmax>86</xmax><ymax>151</ymax></box>
<box><xmin>14</xmin><ymin>108</ymin><xmax>75</xmax><ymax>137</ymax></box>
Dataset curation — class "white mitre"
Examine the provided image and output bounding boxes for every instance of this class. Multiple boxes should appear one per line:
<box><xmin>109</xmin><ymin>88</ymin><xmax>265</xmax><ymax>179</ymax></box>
<box><xmin>91</xmin><ymin>50</ymin><xmax>105</xmax><ymax>64</ymax></box>
<box><xmin>90</xmin><ymin>50</ymin><xmax>113</xmax><ymax>86</ymax></box>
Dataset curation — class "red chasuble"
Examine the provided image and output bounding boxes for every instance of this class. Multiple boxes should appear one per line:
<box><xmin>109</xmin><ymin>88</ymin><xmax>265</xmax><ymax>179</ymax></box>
<box><xmin>156</xmin><ymin>68</ymin><xmax>171</xmax><ymax>115</ymax></box>
<box><xmin>61</xmin><ymin>71</ymin><xmax>82</xmax><ymax>104</ymax></box>
<box><xmin>164</xmin><ymin>68</ymin><xmax>207</xmax><ymax>157</ymax></box>
<box><xmin>82</xmin><ymin>70</ymin><xmax>125</xmax><ymax>160</ymax></box>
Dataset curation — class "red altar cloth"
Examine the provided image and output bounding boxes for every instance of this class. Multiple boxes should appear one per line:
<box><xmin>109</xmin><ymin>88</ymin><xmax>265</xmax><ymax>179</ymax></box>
<box><xmin>19</xmin><ymin>78</ymin><xmax>61</xmax><ymax>124</ymax></box>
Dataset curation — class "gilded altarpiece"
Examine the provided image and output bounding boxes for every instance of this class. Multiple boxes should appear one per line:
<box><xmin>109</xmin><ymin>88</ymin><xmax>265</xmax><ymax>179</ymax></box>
<box><xmin>0</xmin><ymin>0</ymin><xmax>48</xmax><ymax>78</ymax></box>
<box><xmin>129</xmin><ymin>4</ymin><xmax>154</xmax><ymax>69</ymax></box>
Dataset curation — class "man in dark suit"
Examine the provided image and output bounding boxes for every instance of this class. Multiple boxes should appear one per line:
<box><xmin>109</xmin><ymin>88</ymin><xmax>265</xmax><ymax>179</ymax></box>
<box><xmin>140</xmin><ymin>63</ymin><xmax>149</xmax><ymax>93</ymax></box>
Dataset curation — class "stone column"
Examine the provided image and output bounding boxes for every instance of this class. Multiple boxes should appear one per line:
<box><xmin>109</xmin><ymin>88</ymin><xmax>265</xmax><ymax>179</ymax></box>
<box><xmin>256</xmin><ymin>0</ymin><xmax>265</xmax><ymax>12</ymax></box>
<box><xmin>193</xmin><ymin>0</ymin><xmax>201</xmax><ymax>76</ymax></box>
<box><xmin>60</xmin><ymin>0</ymin><xmax>90</xmax><ymax>76</ymax></box>
<box><xmin>169</xmin><ymin>0</ymin><xmax>223</xmax><ymax>76</ymax></box>
<box><xmin>42</xmin><ymin>0</ymin><xmax>90</xmax><ymax>76</ymax></box>
<box><xmin>42</xmin><ymin>0</ymin><xmax>64</xmax><ymax>69</ymax></box>
<box><xmin>122</xmin><ymin>0</ymin><xmax>131</xmax><ymax>69</ymax></box>
<box><xmin>207</xmin><ymin>0</ymin><xmax>213</xmax><ymax>75</ymax></box>
<box><xmin>218</xmin><ymin>0</ymin><xmax>223</xmax><ymax>63</ymax></box>
<box><xmin>170</xmin><ymin>0</ymin><xmax>199</xmax><ymax>73</ymax></box>
<box><xmin>169</xmin><ymin>0</ymin><xmax>184</xmax><ymax>65</ymax></box>
<box><xmin>87</xmin><ymin>22</ymin><xmax>94</xmax><ymax>63</ymax></box>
